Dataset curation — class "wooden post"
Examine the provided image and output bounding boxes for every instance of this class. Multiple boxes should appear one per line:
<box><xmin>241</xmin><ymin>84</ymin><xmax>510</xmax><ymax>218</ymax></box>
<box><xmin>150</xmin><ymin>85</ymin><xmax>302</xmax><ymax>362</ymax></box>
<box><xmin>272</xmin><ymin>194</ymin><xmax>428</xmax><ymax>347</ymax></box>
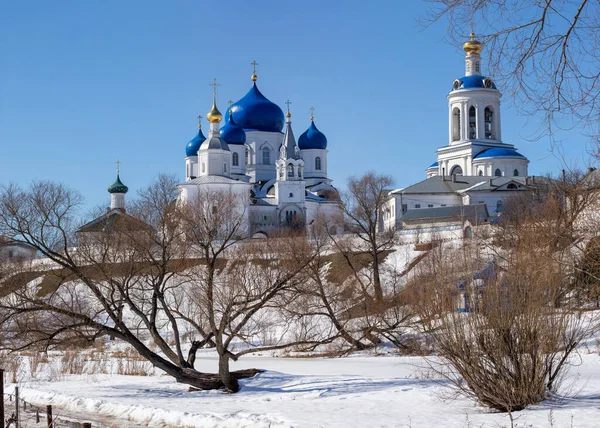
<box><xmin>0</xmin><ymin>369</ymin><xmax>4</xmax><ymax>428</ymax></box>
<box><xmin>46</xmin><ymin>405</ymin><xmax>53</xmax><ymax>428</ymax></box>
<box><xmin>14</xmin><ymin>386</ymin><xmax>19</xmax><ymax>428</ymax></box>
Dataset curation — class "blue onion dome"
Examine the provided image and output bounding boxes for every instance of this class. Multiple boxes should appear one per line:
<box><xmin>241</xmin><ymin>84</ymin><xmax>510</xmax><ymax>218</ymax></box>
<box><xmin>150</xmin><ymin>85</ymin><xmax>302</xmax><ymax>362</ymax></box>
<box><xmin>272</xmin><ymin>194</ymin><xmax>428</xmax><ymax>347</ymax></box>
<box><xmin>220</xmin><ymin>113</ymin><xmax>246</xmax><ymax>144</ymax></box>
<box><xmin>108</xmin><ymin>174</ymin><xmax>128</xmax><ymax>194</ymax></box>
<box><xmin>185</xmin><ymin>127</ymin><xmax>207</xmax><ymax>157</ymax></box>
<box><xmin>298</xmin><ymin>120</ymin><xmax>327</xmax><ymax>150</ymax></box>
<box><xmin>228</xmin><ymin>83</ymin><xmax>285</xmax><ymax>132</ymax></box>
<box><xmin>473</xmin><ymin>148</ymin><xmax>525</xmax><ymax>159</ymax></box>
<box><xmin>452</xmin><ymin>75</ymin><xmax>497</xmax><ymax>91</ymax></box>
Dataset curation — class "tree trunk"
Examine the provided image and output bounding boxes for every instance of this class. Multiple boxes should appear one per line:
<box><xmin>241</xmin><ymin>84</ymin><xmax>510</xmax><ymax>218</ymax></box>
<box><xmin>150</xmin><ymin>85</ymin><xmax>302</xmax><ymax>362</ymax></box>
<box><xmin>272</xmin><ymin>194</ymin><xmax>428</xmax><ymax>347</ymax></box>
<box><xmin>218</xmin><ymin>353</ymin><xmax>240</xmax><ymax>393</ymax></box>
<box><xmin>186</xmin><ymin>336</ymin><xmax>216</xmax><ymax>368</ymax></box>
<box><xmin>372</xmin><ymin>247</ymin><xmax>384</xmax><ymax>302</ymax></box>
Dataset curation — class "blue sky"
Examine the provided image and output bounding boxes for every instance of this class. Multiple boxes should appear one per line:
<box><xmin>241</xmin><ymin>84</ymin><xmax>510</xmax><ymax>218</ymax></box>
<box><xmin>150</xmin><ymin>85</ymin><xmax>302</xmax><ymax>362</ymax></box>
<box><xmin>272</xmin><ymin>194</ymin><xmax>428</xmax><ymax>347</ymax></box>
<box><xmin>0</xmin><ymin>0</ymin><xmax>592</xmax><ymax>210</ymax></box>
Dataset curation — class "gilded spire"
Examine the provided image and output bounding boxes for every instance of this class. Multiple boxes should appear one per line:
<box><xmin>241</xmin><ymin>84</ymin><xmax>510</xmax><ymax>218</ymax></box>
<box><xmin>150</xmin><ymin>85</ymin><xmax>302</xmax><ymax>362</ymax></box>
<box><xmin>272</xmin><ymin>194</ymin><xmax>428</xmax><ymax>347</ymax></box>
<box><xmin>207</xmin><ymin>78</ymin><xmax>222</xmax><ymax>123</ymax></box>
<box><xmin>251</xmin><ymin>60</ymin><xmax>258</xmax><ymax>82</ymax></box>
<box><xmin>463</xmin><ymin>32</ymin><xmax>483</xmax><ymax>56</ymax></box>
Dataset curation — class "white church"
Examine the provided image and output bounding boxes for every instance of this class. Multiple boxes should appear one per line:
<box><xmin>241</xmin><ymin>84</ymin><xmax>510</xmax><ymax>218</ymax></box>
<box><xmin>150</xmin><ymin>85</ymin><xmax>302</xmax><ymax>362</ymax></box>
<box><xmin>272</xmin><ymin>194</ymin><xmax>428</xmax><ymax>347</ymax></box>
<box><xmin>175</xmin><ymin>69</ymin><xmax>341</xmax><ymax>237</ymax></box>
<box><xmin>383</xmin><ymin>34</ymin><xmax>539</xmax><ymax>230</ymax></box>
<box><xmin>100</xmin><ymin>35</ymin><xmax>541</xmax><ymax>235</ymax></box>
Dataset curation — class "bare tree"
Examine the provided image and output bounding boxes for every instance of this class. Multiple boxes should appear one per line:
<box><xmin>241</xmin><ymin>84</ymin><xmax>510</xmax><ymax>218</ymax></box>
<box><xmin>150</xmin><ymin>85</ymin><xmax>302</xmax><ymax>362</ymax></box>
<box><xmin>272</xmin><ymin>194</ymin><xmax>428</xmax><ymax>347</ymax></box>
<box><xmin>412</xmin><ymin>195</ymin><xmax>594</xmax><ymax>412</ymax></box>
<box><xmin>424</xmin><ymin>0</ymin><xmax>600</xmax><ymax>139</ymax></box>
<box><xmin>293</xmin><ymin>182</ymin><xmax>413</xmax><ymax>352</ymax></box>
<box><xmin>0</xmin><ymin>178</ymin><xmax>268</xmax><ymax>391</ymax></box>
<box><xmin>334</xmin><ymin>171</ymin><xmax>396</xmax><ymax>303</ymax></box>
<box><xmin>178</xmin><ymin>191</ymin><xmax>328</xmax><ymax>391</ymax></box>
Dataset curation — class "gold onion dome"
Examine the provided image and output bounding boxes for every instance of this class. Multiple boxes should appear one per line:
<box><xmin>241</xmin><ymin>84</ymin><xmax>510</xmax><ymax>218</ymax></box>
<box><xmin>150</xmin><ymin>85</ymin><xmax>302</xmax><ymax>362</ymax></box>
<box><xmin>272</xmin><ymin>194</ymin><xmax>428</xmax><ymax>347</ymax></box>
<box><xmin>463</xmin><ymin>32</ymin><xmax>483</xmax><ymax>55</ymax></box>
<box><xmin>207</xmin><ymin>101</ymin><xmax>222</xmax><ymax>123</ymax></box>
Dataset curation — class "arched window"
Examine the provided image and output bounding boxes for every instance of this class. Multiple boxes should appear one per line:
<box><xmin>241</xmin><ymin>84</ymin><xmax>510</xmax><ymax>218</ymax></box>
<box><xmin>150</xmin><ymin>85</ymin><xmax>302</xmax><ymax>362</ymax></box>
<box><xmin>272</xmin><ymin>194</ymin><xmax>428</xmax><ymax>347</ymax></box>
<box><xmin>287</xmin><ymin>163</ymin><xmax>294</xmax><ymax>177</ymax></box>
<box><xmin>262</xmin><ymin>147</ymin><xmax>270</xmax><ymax>165</ymax></box>
<box><xmin>469</xmin><ymin>106</ymin><xmax>476</xmax><ymax>139</ymax></box>
<box><xmin>245</xmin><ymin>147</ymin><xmax>250</xmax><ymax>165</ymax></box>
<box><xmin>202</xmin><ymin>163</ymin><xmax>205</xmax><ymax>173</ymax></box>
<box><xmin>315</xmin><ymin>156</ymin><xmax>322</xmax><ymax>170</ymax></box>
<box><xmin>232</xmin><ymin>152</ymin><xmax>239</xmax><ymax>166</ymax></box>
<box><xmin>507</xmin><ymin>183</ymin><xmax>518</xmax><ymax>189</ymax></box>
<box><xmin>485</xmin><ymin>107</ymin><xmax>494</xmax><ymax>139</ymax></box>
<box><xmin>298</xmin><ymin>166</ymin><xmax>302</xmax><ymax>178</ymax></box>
<box><xmin>451</xmin><ymin>165</ymin><xmax>463</xmax><ymax>176</ymax></box>
<box><xmin>452</xmin><ymin>107</ymin><xmax>461</xmax><ymax>141</ymax></box>
<box><xmin>513</xmin><ymin>169</ymin><xmax>519</xmax><ymax>176</ymax></box>
<box><xmin>223</xmin><ymin>162</ymin><xmax>227</xmax><ymax>173</ymax></box>
<box><xmin>478</xmin><ymin>170</ymin><xmax>483</xmax><ymax>176</ymax></box>
<box><xmin>495</xmin><ymin>168</ymin><xmax>502</xmax><ymax>177</ymax></box>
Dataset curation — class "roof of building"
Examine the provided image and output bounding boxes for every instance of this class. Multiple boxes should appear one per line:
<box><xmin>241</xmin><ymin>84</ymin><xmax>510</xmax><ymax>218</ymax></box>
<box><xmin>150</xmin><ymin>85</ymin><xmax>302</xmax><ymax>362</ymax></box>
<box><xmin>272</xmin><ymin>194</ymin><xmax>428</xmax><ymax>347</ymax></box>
<box><xmin>452</xmin><ymin>75</ymin><xmax>497</xmax><ymax>90</ymax></box>
<box><xmin>398</xmin><ymin>175</ymin><xmax>538</xmax><ymax>195</ymax></box>
<box><xmin>427</xmin><ymin>161</ymin><xmax>439</xmax><ymax>169</ymax></box>
<box><xmin>0</xmin><ymin>236</ymin><xmax>35</xmax><ymax>249</ymax></box>
<box><xmin>77</xmin><ymin>209</ymin><xmax>153</xmax><ymax>234</ymax></box>
<box><xmin>200</xmin><ymin>135</ymin><xmax>230</xmax><ymax>151</ymax></box>
<box><xmin>298</xmin><ymin>120</ymin><xmax>327</xmax><ymax>150</ymax></box>
<box><xmin>473</xmin><ymin>147</ymin><xmax>526</xmax><ymax>159</ymax></box>
<box><xmin>281</xmin><ymin>119</ymin><xmax>300</xmax><ymax>160</ymax></box>
<box><xmin>219</xmin><ymin>114</ymin><xmax>246</xmax><ymax>145</ymax></box>
<box><xmin>228</xmin><ymin>83</ymin><xmax>284</xmax><ymax>133</ymax></box>
<box><xmin>182</xmin><ymin>176</ymin><xmax>245</xmax><ymax>185</ymax></box>
<box><xmin>185</xmin><ymin>128</ymin><xmax>207</xmax><ymax>157</ymax></box>
<box><xmin>402</xmin><ymin>204</ymin><xmax>489</xmax><ymax>223</ymax></box>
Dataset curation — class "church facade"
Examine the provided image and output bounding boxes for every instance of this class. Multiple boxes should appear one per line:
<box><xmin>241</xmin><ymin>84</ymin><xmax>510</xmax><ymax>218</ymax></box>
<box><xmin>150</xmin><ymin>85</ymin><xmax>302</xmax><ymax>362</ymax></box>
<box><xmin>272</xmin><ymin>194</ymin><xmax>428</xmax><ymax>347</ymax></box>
<box><xmin>384</xmin><ymin>34</ymin><xmax>537</xmax><ymax>231</ymax></box>
<box><xmin>177</xmin><ymin>70</ymin><xmax>340</xmax><ymax>237</ymax></box>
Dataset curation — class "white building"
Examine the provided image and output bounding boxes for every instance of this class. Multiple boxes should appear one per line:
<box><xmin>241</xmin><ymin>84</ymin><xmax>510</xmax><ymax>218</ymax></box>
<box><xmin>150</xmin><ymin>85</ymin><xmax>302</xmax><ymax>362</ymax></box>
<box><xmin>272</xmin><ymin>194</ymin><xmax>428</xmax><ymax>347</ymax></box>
<box><xmin>385</xmin><ymin>34</ymin><xmax>537</xmax><ymax>230</ymax></box>
<box><xmin>178</xmin><ymin>71</ymin><xmax>340</xmax><ymax>237</ymax></box>
<box><xmin>0</xmin><ymin>237</ymin><xmax>36</xmax><ymax>261</ymax></box>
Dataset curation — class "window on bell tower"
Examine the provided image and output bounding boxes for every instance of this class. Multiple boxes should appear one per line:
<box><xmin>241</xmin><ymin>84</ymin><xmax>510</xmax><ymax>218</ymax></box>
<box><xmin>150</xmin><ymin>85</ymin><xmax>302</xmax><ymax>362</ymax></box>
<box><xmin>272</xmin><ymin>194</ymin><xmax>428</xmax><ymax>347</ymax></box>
<box><xmin>469</xmin><ymin>106</ymin><xmax>476</xmax><ymax>139</ymax></box>
<box><xmin>315</xmin><ymin>157</ymin><xmax>321</xmax><ymax>170</ymax></box>
<box><xmin>452</xmin><ymin>107</ymin><xmax>461</xmax><ymax>141</ymax></box>
<box><xmin>485</xmin><ymin>107</ymin><xmax>494</xmax><ymax>139</ymax></box>
<box><xmin>232</xmin><ymin>152</ymin><xmax>239</xmax><ymax>166</ymax></box>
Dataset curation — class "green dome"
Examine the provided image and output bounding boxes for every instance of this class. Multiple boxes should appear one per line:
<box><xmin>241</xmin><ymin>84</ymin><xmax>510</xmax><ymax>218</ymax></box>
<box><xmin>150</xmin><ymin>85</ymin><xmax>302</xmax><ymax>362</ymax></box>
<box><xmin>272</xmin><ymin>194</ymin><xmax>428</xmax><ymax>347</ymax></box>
<box><xmin>108</xmin><ymin>174</ymin><xmax>129</xmax><ymax>194</ymax></box>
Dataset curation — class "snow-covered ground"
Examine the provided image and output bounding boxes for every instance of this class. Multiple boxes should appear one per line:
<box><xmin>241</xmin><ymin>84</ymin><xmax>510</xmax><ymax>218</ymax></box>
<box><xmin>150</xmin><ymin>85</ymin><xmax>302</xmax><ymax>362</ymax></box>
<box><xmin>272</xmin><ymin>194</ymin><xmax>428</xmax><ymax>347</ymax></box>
<box><xmin>6</xmin><ymin>348</ymin><xmax>600</xmax><ymax>428</ymax></box>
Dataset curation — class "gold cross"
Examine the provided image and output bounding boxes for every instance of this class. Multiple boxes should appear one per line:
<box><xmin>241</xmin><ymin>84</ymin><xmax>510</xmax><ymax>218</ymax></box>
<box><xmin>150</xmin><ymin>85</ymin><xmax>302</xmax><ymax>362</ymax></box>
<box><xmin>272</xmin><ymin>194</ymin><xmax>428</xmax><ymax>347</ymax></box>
<box><xmin>116</xmin><ymin>160</ymin><xmax>121</xmax><ymax>175</ymax></box>
<box><xmin>285</xmin><ymin>99</ymin><xmax>292</xmax><ymax>114</ymax></box>
<box><xmin>309</xmin><ymin>106</ymin><xmax>315</xmax><ymax>120</ymax></box>
<box><xmin>251</xmin><ymin>60</ymin><xmax>258</xmax><ymax>75</ymax></box>
<box><xmin>209</xmin><ymin>78</ymin><xmax>220</xmax><ymax>96</ymax></box>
